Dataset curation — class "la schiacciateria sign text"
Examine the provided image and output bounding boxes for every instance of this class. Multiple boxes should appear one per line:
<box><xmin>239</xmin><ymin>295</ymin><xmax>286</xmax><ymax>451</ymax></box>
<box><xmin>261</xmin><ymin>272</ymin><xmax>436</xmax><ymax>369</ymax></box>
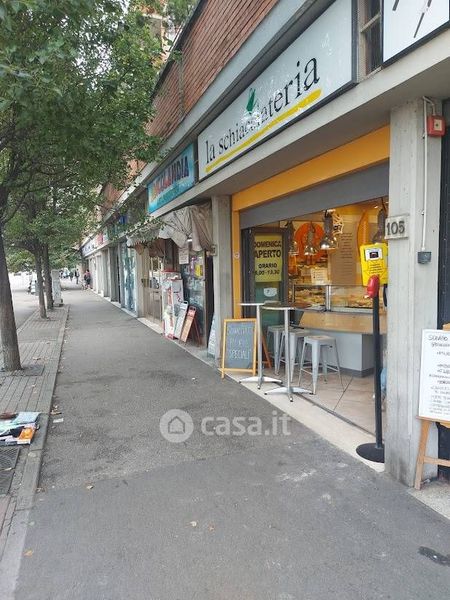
<box><xmin>198</xmin><ymin>0</ymin><xmax>354</xmax><ymax>179</ymax></box>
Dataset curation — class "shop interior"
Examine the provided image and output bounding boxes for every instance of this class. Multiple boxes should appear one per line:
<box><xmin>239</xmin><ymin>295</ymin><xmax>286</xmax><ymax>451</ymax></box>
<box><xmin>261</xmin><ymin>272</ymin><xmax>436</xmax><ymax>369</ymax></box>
<box><xmin>252</xmin><ymin>197</ymin><xmax>389</xmax><ymax>435</ymax></box>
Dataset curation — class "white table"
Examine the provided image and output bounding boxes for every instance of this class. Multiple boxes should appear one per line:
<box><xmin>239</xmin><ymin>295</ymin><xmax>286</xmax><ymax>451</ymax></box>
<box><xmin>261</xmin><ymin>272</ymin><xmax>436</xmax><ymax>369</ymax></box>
<box><xmin>262</xmin><ymin>305</ymin><xmax>311</xmax><ymax>402</ymax></box>
<box><xmin>239</xmin><ymin>302</ymin><xmax>281</xmax><ymax>389</ymax></box>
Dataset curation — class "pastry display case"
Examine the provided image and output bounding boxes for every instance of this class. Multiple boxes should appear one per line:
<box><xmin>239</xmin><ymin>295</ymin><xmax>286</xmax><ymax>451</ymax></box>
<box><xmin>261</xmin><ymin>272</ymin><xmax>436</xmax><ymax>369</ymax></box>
<box><xmin>290</xmin><ymin>284</ymin><xmax>384</xmax><ymax>313</ymax></box>
<box><xmin>290</xmin><ymin>284</ymin><xmax>326</xmax><ymax>310</ymax></box>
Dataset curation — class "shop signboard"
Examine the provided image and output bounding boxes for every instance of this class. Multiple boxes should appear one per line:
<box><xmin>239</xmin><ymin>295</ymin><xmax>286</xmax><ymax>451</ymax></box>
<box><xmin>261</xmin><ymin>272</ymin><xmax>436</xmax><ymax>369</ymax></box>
<box><xmin>148</xmin><ymin>144</ymin><xmax>195</xmax><ymax>214</ymax></box>
<box><xmin>198</xmin><ymin>0</ymin><xmax>354</xmax><ymax>179</ymax></box>
<box><xmin>173</xmin><ymin>301</ymin><xmax>189</xmax><ymax>339</ymax></box>
<box><xmin>383</xmin><ymin>0</ymin><xmax>450</xmax><ymax>63</ymax></box>
<box><xmin>359</xmin><ymin>243</ymin><xmax>388</xmax><ymax>286</ymax></box>
<box><xmin>221</xmin><ymin>319</ymin><xmax>257</xmax><ymax>378</ymax></box>
<box><xmin>419</xmin><ymin>329</ymin><xmax>450</xmax><ymax>422</ymax></box>
<box><xmin>81</xmin><ymin>238</ymin><xmax>97</xmax><ymax>258</ymax></box>
<box><xmin>207</xmin><ymin>314</ymin><xmax>217</xmax><ymax>358</ymax></box>
<box><xmin>254</xmin><ymin>233</ymin><xmax>283</xmax><ymax>283</ymax></box>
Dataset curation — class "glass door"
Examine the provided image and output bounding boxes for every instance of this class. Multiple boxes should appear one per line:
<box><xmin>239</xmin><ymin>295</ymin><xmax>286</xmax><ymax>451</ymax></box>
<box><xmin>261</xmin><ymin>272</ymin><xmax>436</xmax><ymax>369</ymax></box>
<box><xmin>242</xmin><ymin>227</ymin><xmax>288</xmax><ymax>327</ymax></box>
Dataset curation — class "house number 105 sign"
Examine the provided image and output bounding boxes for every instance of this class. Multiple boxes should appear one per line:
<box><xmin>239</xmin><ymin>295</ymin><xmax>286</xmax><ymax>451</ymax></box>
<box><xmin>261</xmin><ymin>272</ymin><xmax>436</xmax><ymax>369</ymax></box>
<box><xmin>385</xmin><ymin>214</ymin><xmax>409</xmax><ymax>240</ymax></box>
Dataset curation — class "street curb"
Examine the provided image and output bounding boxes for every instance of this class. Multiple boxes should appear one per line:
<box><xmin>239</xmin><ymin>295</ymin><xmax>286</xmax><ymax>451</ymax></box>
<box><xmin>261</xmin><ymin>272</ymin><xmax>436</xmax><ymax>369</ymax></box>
<box><xmin>0</xmin><ymin>305</ymin><xmax>69</xmax><ymax>598</ymax></box>
<box><xmin>17</xmin><ymin>305</ymin><xmax>68</xmax><ymax>510</ymax></box>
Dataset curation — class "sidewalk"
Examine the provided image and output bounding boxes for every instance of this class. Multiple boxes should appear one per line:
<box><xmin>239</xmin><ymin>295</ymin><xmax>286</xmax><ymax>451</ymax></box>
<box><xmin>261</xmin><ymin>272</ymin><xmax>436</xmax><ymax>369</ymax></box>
<box><xmin>0</xmin><ymin>305</ymin><xmax>68</xmax><ymax>565</ymax></box>
<box><xmin>0</xmin><ymin>287</ymin><xmax>447</xmax><ymax>600</ymax></box>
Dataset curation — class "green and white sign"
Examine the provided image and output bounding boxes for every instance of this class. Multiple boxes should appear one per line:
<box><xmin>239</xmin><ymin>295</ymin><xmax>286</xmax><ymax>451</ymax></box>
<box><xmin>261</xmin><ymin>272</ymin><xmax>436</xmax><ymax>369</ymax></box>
<box><xmin>198</xmin><ymin>0</ymin><xmax>354</xmax><ymax>180</ymax></box>
<box><xmin>148</xmin><ymin>144</ymin><xmax>195</xmax><ymax>214</ymax></box>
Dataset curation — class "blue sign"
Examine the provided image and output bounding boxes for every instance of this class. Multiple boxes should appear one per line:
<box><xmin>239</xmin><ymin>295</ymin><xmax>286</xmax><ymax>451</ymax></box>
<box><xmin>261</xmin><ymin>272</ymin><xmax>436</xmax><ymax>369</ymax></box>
<box><xmin>148</xmin><ymin>144</ymin><xmax>195</xmax><ymax>214</ymax></box>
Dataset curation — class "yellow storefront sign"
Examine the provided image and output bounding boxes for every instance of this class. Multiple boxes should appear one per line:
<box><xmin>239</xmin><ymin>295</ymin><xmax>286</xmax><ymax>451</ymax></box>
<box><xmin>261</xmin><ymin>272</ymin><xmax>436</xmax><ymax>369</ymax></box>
<box><xmin>254</xmin><ymin>234</ymin><xmax>283</xmax><ymax>282</ymax></box>
<box><xmin>360</xmin><ymin>243</ymin><xmax>388</xmax><ymax>286</ymax></box>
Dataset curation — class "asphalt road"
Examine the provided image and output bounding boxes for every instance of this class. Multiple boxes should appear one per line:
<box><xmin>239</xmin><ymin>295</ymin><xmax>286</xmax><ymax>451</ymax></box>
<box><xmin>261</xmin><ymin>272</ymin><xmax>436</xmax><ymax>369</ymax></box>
<box><xmin>14</xmin><ymin>289</ymin><xmax>450</xmax><ymax>599</ymax></box>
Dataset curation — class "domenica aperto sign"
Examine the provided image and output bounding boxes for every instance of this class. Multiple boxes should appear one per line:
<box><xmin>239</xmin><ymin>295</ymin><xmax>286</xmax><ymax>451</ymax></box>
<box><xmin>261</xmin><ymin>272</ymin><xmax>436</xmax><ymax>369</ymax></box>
<box><xmin>198</xmin><ymin>0</ymin><xmax>354</xmax><ymax>180</ymax></box>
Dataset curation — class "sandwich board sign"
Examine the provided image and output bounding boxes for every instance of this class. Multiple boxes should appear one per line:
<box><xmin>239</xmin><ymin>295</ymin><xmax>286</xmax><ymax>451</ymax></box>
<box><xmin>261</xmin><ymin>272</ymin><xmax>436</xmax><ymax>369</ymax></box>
<box><xmin>221</xmin><ymin>319</ymin><xmax>256</xmax><ymax>378</ymax></box>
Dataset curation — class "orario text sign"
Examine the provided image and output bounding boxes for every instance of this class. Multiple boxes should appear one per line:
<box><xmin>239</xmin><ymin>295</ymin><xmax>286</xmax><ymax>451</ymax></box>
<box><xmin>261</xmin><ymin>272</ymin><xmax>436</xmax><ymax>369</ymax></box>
<box><xmin>198</xmin><ymin>0</ymin><xmax>353</xmax><ymax>179</ymax></box>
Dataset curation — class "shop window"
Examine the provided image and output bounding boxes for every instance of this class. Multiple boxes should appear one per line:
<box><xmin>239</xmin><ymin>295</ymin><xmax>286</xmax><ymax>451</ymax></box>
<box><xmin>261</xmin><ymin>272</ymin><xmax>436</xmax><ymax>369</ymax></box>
<box><xmin>358</xmin><ymin>0</ymin><xmax>382</xmax><ymax>77</ymax></box>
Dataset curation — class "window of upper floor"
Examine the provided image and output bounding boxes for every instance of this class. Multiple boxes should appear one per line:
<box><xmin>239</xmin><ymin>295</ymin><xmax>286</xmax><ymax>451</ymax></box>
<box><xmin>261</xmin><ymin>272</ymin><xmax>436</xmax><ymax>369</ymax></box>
<box><xmin>358</xmin><ymin>0</ymin><xmax>382</xmax><ymax>77</ymax></box>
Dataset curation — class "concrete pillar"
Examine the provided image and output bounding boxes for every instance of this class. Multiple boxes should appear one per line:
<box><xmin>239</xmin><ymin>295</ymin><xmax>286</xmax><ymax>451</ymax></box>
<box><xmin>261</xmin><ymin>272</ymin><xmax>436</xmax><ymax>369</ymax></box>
<box><xmin>386</xmin><ymin>99</ymin><xmax>442</xmax><ymax>485</ymax></box>
<box><xmin>102</xmin><ymin>249</ymin><xmax>110</xmax><ymax>297</ymax></box>
<box><xmin>212</xmin><ymin>196</ymin><xmax>233</xmax><ymax>363</ymax></box>
<box><xmin>135</xmin><ymin>249</ymin><xmax>145</xmax><ymax>317</ymax></box>
<box><xmin>108</xmin><ymin>247</ymin><xmax>118</xmax><ymax>301</ymax></box>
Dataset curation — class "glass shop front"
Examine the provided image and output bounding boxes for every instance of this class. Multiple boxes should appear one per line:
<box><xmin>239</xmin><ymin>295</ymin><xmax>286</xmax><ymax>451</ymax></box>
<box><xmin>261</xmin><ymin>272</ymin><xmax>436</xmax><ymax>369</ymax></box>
<box><xmin>241</xmin><ymin>195</ymin><xmax>389</xmax><ymax>434</ymax></box>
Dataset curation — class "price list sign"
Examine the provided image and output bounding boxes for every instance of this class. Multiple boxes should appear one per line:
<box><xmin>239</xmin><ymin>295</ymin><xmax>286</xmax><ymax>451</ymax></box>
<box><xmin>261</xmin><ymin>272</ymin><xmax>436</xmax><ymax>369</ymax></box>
<box><xmin>419</xmin><ymin>330</ymin><xmax>450</xmax><ymax>421</ymax></box>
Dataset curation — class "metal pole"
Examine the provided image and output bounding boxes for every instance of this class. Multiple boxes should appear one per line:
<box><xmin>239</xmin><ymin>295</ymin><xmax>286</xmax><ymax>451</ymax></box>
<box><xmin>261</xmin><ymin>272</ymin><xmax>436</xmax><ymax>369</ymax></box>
<box><xmin>373</xmin><ymin>294</ymin><xmax>383</xmax><ymax>449</ymax></box>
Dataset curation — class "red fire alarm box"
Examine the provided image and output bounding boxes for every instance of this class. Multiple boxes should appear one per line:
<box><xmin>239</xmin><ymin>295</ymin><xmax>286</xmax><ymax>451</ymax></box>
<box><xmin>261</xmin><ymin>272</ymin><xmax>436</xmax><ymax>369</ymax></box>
<box><xmin>427</xmin><ymin>115</ymin><xmax>446</xmax><ymax>137</ymax></box>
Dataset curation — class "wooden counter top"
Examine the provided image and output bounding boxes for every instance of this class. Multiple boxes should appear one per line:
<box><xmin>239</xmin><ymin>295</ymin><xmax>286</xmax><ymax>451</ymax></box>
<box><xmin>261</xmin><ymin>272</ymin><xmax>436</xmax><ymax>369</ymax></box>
<box><xmin>298</xmin><ymin>311</ymin><xmax>387</xmax><ymax>335</ymax></box>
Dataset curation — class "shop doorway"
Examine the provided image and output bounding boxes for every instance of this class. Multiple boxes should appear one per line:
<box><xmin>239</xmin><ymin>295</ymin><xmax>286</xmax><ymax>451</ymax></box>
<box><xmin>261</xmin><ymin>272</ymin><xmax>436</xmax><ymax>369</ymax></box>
<box><xmin>147</xmin><ymin>256</ymin><xmax>162</xmax><ymax>323</ymax></box>
<box><xmin>241</xmin><ymin>198</ymin><xmax>389</xmax><ymax>435</ymax></box>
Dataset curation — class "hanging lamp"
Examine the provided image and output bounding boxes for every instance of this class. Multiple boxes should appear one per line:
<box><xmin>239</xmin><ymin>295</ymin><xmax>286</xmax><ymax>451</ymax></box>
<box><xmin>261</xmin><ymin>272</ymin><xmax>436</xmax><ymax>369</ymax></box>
<box><xmin>319</xmin><ymin>211</ymin><xmax>338</xmax><ymax>250</ymax></box>
<box><xmin>372</xmin><ymin>207</ymin><xmax>387</xmax><ymax>243</ymax></box>
<box><xmin>303</xmin><ymin>222</ymin><xmax>318</xmax><ymax>256</ymax></box>
<box><xmin>286</xmin><ymin>221</ymin><xmax>299</xmax><ymax>255</ymax></box>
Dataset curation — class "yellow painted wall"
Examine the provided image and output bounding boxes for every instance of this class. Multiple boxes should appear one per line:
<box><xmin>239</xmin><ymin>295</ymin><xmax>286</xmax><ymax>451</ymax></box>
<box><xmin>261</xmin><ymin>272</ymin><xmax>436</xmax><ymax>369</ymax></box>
<box><xmin>231</xmin><ymin>126</ymin><xmax>390</xmax><ymax>317</ymax></box>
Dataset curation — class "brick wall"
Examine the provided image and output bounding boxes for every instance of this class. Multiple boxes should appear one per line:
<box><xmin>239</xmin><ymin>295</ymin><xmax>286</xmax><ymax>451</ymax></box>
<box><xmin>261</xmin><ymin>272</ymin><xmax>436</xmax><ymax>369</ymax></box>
<box><xmin>149</xmin><ymin>0</ymin><xmax>278</xmax><ymax>139</ymax></box>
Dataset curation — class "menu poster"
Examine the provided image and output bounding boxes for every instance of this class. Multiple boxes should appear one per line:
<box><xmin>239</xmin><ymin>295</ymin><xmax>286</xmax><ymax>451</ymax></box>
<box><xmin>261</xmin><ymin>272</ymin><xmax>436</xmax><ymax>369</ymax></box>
<box><xmin>329</xmin><ymin>229</ymin><xmax>358</xmax><ymax>285</ymax></box>
<box><xmin>419</xmin><ymin>330</ymin><xmax>450</xmax><ymax>421</ymax></box>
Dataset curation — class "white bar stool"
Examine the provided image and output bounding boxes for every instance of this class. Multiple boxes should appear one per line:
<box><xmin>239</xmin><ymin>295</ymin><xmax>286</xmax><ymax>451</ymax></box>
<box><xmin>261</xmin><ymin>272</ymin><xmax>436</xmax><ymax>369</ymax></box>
<box><xmin>298</xmin><ymin>335</ymin><xmax>343</xmax><ymax>395</ymax></box>
<box><xmin>276</xmin><ymin>329</ymin><xmax>311</xmax><ymax>375</ymax></box>
<box><xmin>267</xmin><ymin>325</ymin><xmax>285</xmax><ymax>374</ymax></box>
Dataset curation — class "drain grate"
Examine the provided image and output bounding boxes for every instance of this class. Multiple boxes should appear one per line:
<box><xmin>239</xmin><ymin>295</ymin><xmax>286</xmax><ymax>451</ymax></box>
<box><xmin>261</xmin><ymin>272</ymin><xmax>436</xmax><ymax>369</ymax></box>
<box><xmin>0</xmin><ymin>447</ymin><xmax>20</xmax><ymax>470</ymax></box>
<box><xmin>0</xmin><ymin>447</ymin><xmax>20</xmax><ymax>495</ymax></box>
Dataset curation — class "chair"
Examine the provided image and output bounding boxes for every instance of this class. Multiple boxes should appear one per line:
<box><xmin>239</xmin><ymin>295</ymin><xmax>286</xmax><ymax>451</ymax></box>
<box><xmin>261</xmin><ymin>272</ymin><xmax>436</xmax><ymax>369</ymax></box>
<box><xmin>267</xmin><ymin>325</ymin><xmax>285</xmax><ymax>374</ymax></box>
<box><xmin>276</xmin><ymin>329</ymin><xmax>311</xmax><ymax>375</ymax></box>
<box><xmin>298</xmin><ymin>335</ymin><xmax>343</xmax><ymax>394</ymax></box>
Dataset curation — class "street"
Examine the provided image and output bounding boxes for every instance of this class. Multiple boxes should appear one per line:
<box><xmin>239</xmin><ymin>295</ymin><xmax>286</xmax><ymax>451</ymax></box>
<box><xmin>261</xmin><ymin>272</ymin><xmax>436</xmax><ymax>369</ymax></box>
<box><xmin>12</xmin><ymin>288</ymin><xmax>450</xmax><ymax>600</ymax></box>
<box><xmin>8</xmin><ymin>275</ymin><xmax>38</xmax><ymax>330</ymax></box>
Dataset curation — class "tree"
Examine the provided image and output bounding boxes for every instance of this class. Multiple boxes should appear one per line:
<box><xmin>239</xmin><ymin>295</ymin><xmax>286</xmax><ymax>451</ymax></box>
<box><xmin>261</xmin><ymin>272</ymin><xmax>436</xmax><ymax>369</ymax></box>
<box><xmin>0</xmin><ymin>0</ymin><xmax>163</xmax><ymax>369</ymax></box>
<box><xmin>165</xmin><ymin>0</ymin><xmax>195</xmax><ymax>30</ymax></box>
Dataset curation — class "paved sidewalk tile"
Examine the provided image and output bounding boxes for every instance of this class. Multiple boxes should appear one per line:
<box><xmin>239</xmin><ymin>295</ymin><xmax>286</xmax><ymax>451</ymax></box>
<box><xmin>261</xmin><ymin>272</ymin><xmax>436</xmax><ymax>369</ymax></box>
<box><xmin>0</xmin><ymin>308</ymin><xmax>67</xmax><ymax>415</ymax></box>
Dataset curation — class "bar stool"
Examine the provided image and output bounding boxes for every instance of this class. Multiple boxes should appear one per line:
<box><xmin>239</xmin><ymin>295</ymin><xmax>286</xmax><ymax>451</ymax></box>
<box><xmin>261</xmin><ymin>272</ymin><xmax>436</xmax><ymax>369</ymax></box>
<box><xmin>267</xmin><ymin>325</ymin><xmax>285</xmax><ymax>373</ymax></box>
<box><xmin>298</xmin><ymin>335</ymin><xmax>343</xmax><ymax>394</ymax></box>
<box><xmin>276</xmin><ymin>329</ymin><xmax>311</xmax><ymax>375</ymax></box>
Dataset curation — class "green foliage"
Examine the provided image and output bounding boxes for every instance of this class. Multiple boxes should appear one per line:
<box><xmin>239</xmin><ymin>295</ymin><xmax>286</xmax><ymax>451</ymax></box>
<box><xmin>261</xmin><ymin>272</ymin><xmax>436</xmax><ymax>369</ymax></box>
<box><xmin>165</xmin><ymin>0</ymin><xmax>194</xmax><ymax>29</ymax></box>
<box><xmin>0</xmin><ymin>0</ymin><xmax>163</xmax><ymax>226</ymax></box>
<box><xmin>5</xmin><ymin>248</ymin><xmax>34</xmax><ymax>272</ymax></box>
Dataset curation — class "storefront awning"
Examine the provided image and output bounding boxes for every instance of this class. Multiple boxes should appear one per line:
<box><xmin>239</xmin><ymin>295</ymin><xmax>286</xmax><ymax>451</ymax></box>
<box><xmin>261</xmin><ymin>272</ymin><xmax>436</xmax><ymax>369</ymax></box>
<box><xmin>159</xmin><ymin>202</ymin><xmax>213</xmax><ymax>251</ymax></box>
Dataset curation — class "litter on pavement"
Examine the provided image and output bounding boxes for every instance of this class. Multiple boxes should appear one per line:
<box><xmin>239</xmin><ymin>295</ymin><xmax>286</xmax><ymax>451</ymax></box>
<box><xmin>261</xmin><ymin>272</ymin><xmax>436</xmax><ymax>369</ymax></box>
<box><xmin>0</xmin><ymin>412</ymin><xmax>40</xmax><ymax>446</ymax></box>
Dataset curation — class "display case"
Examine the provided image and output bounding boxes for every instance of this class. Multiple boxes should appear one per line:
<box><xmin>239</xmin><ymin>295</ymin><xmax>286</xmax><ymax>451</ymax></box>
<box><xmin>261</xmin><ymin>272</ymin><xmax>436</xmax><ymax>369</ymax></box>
<box><xmin>329</xmin><ymin>285</ymin><xmax>385</xmax><ymax>312</ymax></box>
<box><xmin>180</xmin><ymin>250</ymin><xmax>206</xmax><ymax>340</ymax></box>
<box><xmin>290</xmin><ymin>284</ymin><xmax>326</xmax><ymax>310</ymax></box>
<box><xmin>290</xmin><ymin>283</ymin><xmax>384</xmax><ymax>313</ymax></box>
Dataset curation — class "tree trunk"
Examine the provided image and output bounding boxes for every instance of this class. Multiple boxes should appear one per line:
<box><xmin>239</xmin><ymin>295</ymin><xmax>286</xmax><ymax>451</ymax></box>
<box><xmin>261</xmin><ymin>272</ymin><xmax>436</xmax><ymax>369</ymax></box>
<box><xmin>35</xmin><ymin>251</ymin><xmax>47</xmax><ymax>319</ymax></box>
<box><xmin>43</xmin><ymin>244</ymin><xmax>53</xmax><ymax>310</ymax></box>
<box><xmin>0</xmin><ymin>226</ymin><xmax>21</xmax><ymax>371</ymax></box>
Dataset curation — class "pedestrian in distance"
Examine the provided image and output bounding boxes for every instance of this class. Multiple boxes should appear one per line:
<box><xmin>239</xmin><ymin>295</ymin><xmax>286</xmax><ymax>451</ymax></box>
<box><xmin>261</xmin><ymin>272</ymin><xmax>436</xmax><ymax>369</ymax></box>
<box><xmin>74</xmin><ymin>269</ymin><xmax>80</xmax><ymax>285</ymax></box>
<box><xmin>69</xmin><ymin>271</ymin><xmax>74</xmax><ymax>282</ymax></box>
<box><xmin>83</xmin><ymin>269</ymin><xmax>92</xmax><ymax>290</ymax></box>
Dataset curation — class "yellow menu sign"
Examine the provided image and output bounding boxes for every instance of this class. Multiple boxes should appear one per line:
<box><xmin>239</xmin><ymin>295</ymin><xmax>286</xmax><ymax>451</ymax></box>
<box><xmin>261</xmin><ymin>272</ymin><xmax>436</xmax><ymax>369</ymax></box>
<box><xmin>254</xmin><ymin>233</ymin><xmax>283</xmax><ymax>283</ymax></box>
<box><xmin>360</xmin><ymin>243</ymin><xmax>388</xmax><ymax>286</ymax></box>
